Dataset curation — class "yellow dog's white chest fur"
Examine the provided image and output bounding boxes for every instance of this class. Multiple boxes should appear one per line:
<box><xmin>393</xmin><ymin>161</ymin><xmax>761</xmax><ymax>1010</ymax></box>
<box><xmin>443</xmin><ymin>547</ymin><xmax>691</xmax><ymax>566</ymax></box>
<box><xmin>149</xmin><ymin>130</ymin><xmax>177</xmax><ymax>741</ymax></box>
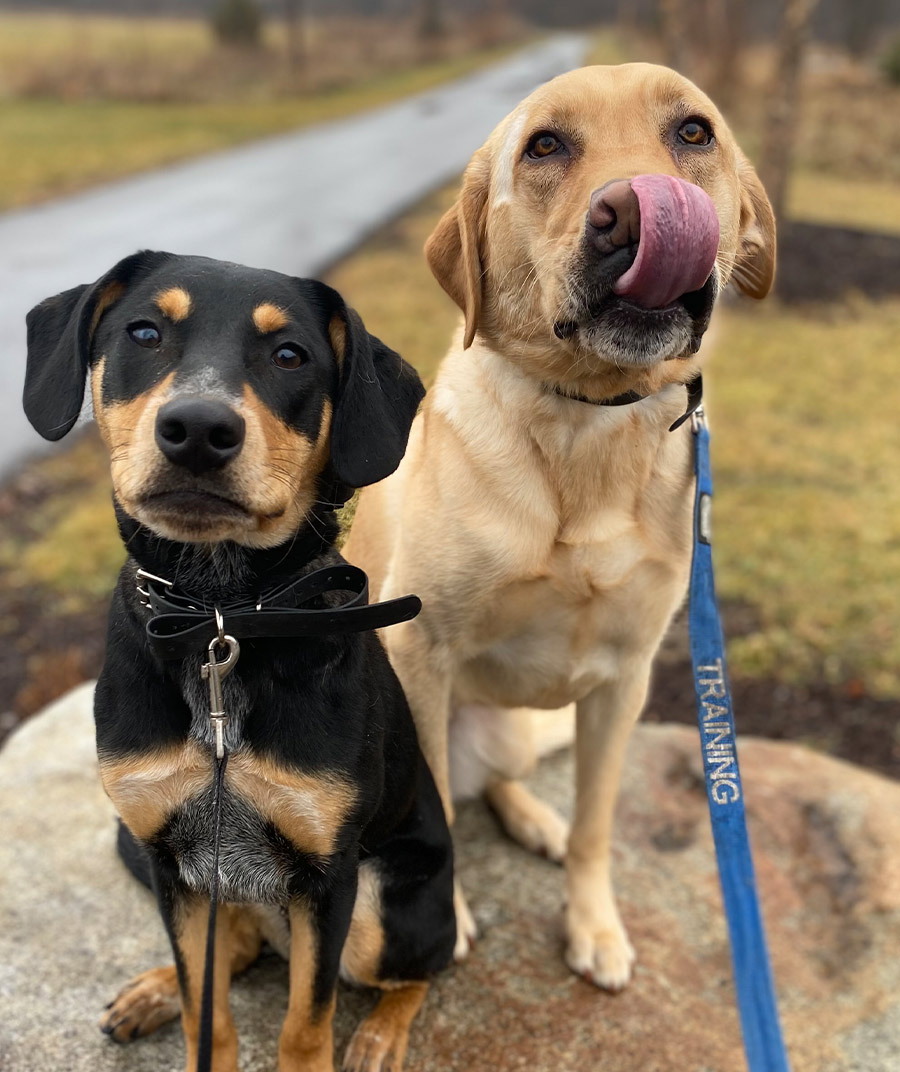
<box><xmin>382</xmin><ymin>347</ymin><xmax>695</xmax><ymax>710</ymax></box>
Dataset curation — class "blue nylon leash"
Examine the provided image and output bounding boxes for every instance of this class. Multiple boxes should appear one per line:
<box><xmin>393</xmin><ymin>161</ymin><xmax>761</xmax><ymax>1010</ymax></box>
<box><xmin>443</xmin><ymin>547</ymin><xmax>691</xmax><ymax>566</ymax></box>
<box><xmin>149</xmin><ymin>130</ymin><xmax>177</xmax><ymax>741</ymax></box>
<box><xmin>688</xmin><ymin>406</ymin><xmax>792</xmax><ymax>1072</ymax></box>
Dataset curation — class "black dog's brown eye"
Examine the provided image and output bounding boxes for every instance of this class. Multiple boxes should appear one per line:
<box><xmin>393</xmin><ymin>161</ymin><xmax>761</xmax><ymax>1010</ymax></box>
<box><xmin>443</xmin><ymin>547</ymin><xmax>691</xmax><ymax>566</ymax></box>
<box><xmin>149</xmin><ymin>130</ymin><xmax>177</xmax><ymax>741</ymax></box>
<box><xmin>128</xmin><ymin>321</ymin><xmax>161</xmax><ymax>348</ymax></box>
<box><xmin>272</xmin><ymin>345</ymin><xmax>307</xmax><ymax>370</ymax></box>
<box><xmin>526</xmin><ymin>132</ymin><xmax>564</xmax><ymax>159</ymax></box>
<box><xmin>677</xmin><ymin>119</ymin><xmax>713</xmax><ymax>147</ymax></box>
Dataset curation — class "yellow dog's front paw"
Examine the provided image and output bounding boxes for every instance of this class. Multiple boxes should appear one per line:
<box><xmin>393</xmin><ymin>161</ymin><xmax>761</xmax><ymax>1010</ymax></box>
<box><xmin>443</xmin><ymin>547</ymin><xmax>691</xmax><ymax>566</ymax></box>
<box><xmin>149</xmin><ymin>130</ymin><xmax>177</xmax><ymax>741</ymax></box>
<box><xmin>565</xmin><ymin>918</ymin><xmax>636</xmax><ymax>991</ymax></box>
<box><xmin>453</xmin><ymin>880</ymin><xmax>478</xmax><ymax>961</ymax></box>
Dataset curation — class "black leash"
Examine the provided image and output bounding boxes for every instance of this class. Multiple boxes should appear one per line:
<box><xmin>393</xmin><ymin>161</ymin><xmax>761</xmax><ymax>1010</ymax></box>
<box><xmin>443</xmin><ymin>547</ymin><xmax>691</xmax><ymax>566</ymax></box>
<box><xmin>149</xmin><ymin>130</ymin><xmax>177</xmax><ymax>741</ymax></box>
<box><xmin>195</xmin><ymin>750</ymin><xmax>227</xmax><ymax>1072</ymax></box>
<box><xmin>135</xmin><ymin>563</ymin><xmax>421</xmax><ymax>1072</ymax></box>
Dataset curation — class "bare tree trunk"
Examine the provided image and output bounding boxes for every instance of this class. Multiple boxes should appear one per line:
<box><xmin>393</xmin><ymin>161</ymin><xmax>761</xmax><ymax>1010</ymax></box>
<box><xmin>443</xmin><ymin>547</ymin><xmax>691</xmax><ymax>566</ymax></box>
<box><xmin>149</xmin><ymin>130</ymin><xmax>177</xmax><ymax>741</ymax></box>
<box><xmin>705</xmin><ymin>0</ymin><xmax>745</xmax><ymax>111</ymax></box>
<box><xmin>759</xmin><ymin>0</ymin><xmax>821</xmax><ymax>222</ymax></box>
<box><xmin>419</xmin><ymin>0</ymin><xmax>443</xmax><ymax>40</ymax></box>
<box><xmin>483</xmin><ymin>0</ymin><xmax>509</xmax><ymax>47</ymax></box>
<box><xmin>617</xmin><ymin>0</ymin><xmax>638</xmax><ymax>33</ymax></box>
<box><xmin>659</xmin><ymin>0</ymin><xmax>692</xmax><ymax>74</ymax></box>
<box><xmin>284</xmin><ymin>0</ymin><xmax>305</xmax><ymax>74</ymax></box>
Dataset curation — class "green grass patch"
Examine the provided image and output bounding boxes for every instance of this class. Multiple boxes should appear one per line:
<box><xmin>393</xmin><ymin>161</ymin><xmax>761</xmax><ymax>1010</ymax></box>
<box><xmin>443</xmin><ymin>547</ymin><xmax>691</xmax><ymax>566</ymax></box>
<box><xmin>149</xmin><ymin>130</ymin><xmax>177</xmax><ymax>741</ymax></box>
<box><xmin>711</xmin><ymin>297</ymin><xmax>900</xmax><ymax>696</ymax></box>
<box><xmin>787</xmin><ymin>171</ymin><xmax>900</xmax><ymax>236</ymax></box>
<box><xmin>0</xmin><ymin>432</ymin><xmax>122</xmax><ymax>612</ymax></box>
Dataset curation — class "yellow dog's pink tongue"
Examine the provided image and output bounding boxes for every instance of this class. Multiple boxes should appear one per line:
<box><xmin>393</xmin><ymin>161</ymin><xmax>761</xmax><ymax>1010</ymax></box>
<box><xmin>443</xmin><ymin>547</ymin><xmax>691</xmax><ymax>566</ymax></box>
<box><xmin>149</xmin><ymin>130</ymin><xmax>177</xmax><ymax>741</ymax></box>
<box><xmin>613</xmin><ymin>174</ymin><xmax>719</xmax><ymax>309</ymax></box>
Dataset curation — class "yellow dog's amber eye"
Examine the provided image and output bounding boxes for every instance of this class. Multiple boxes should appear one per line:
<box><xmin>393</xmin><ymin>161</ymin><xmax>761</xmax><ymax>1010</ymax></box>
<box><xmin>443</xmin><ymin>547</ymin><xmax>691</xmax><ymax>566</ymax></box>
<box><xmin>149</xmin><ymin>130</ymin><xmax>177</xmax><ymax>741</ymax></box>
<box><xmin>678</xmin><ymin>119</ymin><xmax>713</xmax><ymax>146</ymax></box>
<box><xmin>527</xmin><ymin>132</ymin><xmax>564</xmax><ymax>159</ymax></box>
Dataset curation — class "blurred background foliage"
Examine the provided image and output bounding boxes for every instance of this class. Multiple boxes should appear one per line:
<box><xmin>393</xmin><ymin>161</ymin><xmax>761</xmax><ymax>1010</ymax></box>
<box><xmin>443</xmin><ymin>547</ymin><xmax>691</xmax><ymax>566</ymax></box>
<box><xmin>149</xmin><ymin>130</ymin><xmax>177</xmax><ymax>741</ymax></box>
<box><xmin>0</xmin><ymin>2</ymin><xmax>898</xmax><ymax>772</ymax></box>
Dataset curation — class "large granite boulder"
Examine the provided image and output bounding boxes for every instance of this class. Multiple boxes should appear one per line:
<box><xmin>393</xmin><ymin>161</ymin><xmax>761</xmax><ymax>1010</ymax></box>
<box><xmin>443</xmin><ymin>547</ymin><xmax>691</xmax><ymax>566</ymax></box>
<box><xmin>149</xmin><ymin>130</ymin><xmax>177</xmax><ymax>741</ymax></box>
<box><xmin>1</xmin><ymin>683</ymin><xmax>898</xmax><ymax>1071</ymax></box>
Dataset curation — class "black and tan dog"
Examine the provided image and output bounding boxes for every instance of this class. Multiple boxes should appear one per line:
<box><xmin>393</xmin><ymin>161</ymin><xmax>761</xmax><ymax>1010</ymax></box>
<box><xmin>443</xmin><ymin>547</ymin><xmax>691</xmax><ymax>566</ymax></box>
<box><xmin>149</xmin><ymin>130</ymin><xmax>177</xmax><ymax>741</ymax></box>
<box><xmin>23</xmin><ymin>250</ymin><xmax>455</xmax><ymax>1072</ymax></box>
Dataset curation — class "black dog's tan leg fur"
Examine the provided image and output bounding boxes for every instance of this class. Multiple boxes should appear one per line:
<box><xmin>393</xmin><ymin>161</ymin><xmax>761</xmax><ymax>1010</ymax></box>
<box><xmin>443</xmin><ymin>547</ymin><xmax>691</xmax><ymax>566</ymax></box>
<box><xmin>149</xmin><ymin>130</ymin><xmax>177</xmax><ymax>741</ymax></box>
<box><xmin>101</xmin><ymin>903</ymin><xmax>261</xmax><ymax>1067</ymax></box>
<box><xmin>343</xmin><ymin>986</ymin><xmax>428</xmax><ymax>1072</ymax></box>
<box><xmin>101</xmin><ymin>878</ymin><xmax>430</xmax><ymax>1072</ymax></box>
<box><xmin>278</xmin><ymin>902</ymin><xmax>336</xmax><ymax>1072</ymax></box>
<box><xmin>339</xmin><ymin>860</ymin><xmax>431</xmax><ymax>1072</ymax></box>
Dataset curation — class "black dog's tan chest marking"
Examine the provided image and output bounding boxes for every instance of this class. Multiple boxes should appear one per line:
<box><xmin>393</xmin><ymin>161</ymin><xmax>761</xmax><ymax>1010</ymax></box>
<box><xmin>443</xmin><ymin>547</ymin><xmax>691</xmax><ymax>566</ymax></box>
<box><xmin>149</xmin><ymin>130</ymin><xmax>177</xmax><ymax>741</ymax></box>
<box><xmin>100</xmin><ymin>745</ymin><xmax>357</xmax><ymax>877</ymax></box>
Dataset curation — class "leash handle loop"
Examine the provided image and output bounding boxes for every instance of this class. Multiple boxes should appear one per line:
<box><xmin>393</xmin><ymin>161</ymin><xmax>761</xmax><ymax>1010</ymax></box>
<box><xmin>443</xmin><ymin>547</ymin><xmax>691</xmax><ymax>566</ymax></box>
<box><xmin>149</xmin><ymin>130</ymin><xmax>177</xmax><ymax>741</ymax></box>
<box><xmin>689</xmin><ymin>417</ymin><xmax>791</xmax><ymax>1072</ymax></box>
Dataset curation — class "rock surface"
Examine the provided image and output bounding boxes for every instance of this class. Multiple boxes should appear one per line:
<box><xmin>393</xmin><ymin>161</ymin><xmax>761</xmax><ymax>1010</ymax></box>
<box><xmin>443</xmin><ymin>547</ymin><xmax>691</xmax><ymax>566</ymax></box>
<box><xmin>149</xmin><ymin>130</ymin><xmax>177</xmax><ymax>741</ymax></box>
<box><xmin>1</xmin><ymin>683</ymin><xmax>899</xmax><ymax>1072</ymax></box>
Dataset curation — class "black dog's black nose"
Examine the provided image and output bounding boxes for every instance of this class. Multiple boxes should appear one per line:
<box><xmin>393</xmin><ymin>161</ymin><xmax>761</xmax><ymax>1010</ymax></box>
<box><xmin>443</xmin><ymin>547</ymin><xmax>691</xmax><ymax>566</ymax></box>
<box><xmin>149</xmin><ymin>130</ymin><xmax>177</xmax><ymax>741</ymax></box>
<box><xmin>155</xmin><ymin>397</ymin><xmax>245</xmax><ymax>474</ymax></box>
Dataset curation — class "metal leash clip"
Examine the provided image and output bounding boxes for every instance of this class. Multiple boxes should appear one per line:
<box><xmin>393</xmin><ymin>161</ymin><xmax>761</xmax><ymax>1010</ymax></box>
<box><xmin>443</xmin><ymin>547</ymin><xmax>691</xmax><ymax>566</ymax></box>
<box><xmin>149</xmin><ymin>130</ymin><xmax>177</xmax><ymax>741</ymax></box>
<box><xmin>200</xmin><ymin>611</ymin><xmax>240</xmax><ymax>759</ymax></box>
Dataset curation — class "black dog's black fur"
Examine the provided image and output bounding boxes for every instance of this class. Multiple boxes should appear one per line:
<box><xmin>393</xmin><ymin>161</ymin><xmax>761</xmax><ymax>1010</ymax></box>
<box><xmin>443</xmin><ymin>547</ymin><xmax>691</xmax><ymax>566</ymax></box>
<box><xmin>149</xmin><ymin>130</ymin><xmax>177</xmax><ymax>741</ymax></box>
<box><xmin>24</xmin><ymin>251</ymin><xmax>455</xmax><ymax>1067</ymax></box>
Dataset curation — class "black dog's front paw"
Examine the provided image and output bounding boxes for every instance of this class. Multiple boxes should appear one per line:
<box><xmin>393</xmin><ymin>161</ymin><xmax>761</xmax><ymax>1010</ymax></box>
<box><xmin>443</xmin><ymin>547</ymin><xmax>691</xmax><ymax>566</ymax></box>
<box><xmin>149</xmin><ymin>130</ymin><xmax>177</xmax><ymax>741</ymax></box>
<box><xmin>100</xmin><ymin>966</ymin><xmax>181</xmax><ymax>1042</ymax></box>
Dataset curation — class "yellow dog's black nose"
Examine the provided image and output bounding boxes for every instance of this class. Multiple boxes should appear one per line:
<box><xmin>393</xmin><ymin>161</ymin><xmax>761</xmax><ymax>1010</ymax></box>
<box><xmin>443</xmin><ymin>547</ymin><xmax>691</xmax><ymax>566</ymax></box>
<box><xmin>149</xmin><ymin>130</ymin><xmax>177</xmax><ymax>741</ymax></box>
<box><xmin>586</xmin><ymin>179</ymin><xmax>641</xmax><ymax>256</ymax></box>
<box><xmin>155</xmin><ymin>397</ymin><xmax>245</xmax><ymax>474</ymax></box>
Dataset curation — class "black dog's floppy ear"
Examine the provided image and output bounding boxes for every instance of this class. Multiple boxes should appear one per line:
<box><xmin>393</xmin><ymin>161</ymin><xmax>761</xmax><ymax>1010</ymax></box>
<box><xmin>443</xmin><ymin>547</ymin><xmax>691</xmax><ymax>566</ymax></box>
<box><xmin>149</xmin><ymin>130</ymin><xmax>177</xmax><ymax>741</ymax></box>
<box><xmin>24</xmin><ymin>249</ymin><xmax>173</xmax><ymax>441</ymax></box>
<box><xmin>328</xmin><ymin>304</ymin><xmax>425</xmax><ymax>489</ymax></box>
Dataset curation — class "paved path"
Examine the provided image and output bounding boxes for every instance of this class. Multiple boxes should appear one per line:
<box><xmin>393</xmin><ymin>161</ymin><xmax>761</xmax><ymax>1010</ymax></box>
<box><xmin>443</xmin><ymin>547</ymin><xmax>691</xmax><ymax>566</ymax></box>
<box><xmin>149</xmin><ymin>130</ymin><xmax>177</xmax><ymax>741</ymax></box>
<box><xmin>0</xmin><ymin>34</ymin><xmax>586</xmax><ymax>474</ymax></box>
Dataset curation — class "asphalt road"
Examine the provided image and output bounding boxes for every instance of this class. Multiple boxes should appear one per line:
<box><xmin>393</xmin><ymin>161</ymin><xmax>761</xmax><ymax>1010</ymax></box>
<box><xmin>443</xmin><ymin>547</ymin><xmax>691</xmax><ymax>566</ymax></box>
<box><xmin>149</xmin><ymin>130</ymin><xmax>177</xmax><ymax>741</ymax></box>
<box><xmin>0</xmin><ymin>34</ymin><xmax>587</xmax><ymax>474</ymax></box>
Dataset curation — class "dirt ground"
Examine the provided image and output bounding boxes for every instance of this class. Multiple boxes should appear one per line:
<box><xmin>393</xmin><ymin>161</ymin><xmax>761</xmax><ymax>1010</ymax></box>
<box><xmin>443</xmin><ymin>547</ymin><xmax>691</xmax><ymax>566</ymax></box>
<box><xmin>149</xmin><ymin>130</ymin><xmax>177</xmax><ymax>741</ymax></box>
<box><xmin>2</xmin><ymin>223</ymin><xmax>898</xmax><ymax>775</ymax></box>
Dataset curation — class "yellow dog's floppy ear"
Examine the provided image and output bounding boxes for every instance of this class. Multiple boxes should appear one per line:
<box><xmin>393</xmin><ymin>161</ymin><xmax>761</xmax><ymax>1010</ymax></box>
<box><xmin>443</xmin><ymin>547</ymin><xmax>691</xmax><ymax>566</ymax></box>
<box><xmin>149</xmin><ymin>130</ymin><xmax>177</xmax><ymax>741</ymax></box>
<box><xmin>425</xmin><ymin>157</ymin><xmax>489</xmax><ymax>349</ymax></box>
<box><xmin>733</xmin><ymin>153</ymin><xmax>777</xmax><ymax>299</ymax></box>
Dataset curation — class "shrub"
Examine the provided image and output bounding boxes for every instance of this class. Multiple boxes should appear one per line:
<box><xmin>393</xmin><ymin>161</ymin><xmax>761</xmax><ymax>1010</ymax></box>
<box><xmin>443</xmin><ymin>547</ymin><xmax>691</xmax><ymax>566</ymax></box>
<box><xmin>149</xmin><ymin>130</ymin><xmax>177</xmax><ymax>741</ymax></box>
<box><xmin>211</xmin><ymin>0</ymin><xmax>263</xmax><ymax>48</ymax></box>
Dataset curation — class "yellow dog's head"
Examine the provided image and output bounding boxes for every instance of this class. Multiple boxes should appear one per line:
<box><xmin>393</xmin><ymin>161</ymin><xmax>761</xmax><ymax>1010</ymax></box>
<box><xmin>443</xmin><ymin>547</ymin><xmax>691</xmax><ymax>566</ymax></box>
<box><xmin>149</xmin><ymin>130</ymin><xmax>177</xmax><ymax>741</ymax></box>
<box><xmin>426</xmin><ymin>63</ymin><xmax>775</xmax><ymax>397</ymax></box>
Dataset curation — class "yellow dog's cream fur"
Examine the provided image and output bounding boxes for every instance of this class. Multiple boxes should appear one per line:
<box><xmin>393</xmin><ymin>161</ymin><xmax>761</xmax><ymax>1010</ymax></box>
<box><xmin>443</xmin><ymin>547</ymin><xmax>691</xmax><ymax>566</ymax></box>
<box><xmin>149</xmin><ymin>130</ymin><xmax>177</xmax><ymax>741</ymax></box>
<box><xmin>345</xmin><ymin>63</ymin><xmax>775</xmax><ymax>990</ymax></box>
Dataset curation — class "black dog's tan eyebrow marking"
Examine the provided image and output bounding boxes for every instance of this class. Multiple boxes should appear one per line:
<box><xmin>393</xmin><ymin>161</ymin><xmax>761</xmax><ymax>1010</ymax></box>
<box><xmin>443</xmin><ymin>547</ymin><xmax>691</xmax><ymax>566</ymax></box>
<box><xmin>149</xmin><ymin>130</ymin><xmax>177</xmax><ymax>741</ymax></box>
<box><xmin>90</xmin><ymin>282</ymin><xmax>126</xmax><ymax>336</ymax></box>
<box><xmin>155</xmin><ymin>287</ymin><xmax>192</xmax><ymax>322</ymax></box>
<box><xmin>253</xmin><ymin>302</ymin><xmax>289</xmax><ymax>335</ymax></box>
<box><xmin>327</xmin><ymin>314</ymin><xmax>347</xmax><ymax>367</ymax></box>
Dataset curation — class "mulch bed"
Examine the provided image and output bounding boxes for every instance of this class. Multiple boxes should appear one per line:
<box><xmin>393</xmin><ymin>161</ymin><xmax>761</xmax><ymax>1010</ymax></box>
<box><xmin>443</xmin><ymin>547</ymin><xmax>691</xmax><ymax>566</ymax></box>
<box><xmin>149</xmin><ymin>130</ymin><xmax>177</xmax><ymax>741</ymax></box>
<box><xmin>645</xmin><ymin>632</ymin><xmax>900</xmax><ymax>780</ymax></box>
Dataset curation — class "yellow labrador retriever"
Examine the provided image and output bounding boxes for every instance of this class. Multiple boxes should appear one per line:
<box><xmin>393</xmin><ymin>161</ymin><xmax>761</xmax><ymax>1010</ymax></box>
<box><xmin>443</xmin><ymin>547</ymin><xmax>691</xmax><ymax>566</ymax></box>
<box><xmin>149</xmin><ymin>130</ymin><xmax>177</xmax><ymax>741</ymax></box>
<box><xmin>345</xmin><ymin>63</ymin><xmax>775</xmax><ymax>990</ymax></box>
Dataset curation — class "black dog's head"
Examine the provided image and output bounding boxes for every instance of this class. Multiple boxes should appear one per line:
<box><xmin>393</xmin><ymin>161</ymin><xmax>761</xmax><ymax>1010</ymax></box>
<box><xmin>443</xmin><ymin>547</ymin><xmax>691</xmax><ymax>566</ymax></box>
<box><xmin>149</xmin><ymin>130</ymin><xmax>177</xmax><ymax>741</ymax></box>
<box><xmin>24</xmin><ymin>251</ymin><xmax>424</xmax><ymax>549</ymax></box>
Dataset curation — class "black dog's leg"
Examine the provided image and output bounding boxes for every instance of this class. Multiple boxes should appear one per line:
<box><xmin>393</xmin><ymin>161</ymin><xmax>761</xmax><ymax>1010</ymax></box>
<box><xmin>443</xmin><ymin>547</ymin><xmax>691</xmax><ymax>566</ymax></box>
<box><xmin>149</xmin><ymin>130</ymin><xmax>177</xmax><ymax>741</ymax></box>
<box><xmin>156</xmin><ymin>872</ymin><xmax>243</xmax><ymax>1072</ymax></box>
<box><xmin>278</xmin><ymin>868</ymin><xmax>359</xmax><ymax>1072</ymax></box>
<box><xmin>102</xmin><ymin>847</ymin><xmax>262</xmax><ymax>1069</ymax></box>
<box><xmin>342</xmin><ymin>755</ymin><xmax>456</xmax><ymax>1072</ymax></box>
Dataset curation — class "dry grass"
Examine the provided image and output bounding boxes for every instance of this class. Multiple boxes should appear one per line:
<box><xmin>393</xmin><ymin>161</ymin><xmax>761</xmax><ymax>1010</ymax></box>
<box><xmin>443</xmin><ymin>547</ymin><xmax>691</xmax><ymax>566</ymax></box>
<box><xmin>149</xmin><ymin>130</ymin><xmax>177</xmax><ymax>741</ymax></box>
<box><xmin>0</xmin><ymin>432</ymin><xmax>120</xmax><ymax>613</ymax></box>
<box><xmin>710</xmin><ymin>296</ymin><xmax>900</xmax><ymax>696</ymax></box>
<box><xmin>0</xmin><ymin>11</ymin><xmax>524</xmax><ymax>102</ymax></box>
<box><xmin>2</xmin><ymin>27</ymin><xmax>898</xmax><ymax>709</ymax></box>
<box><xmin>0</xmin><ymin>10</ymin><xmax>525</xmax><ymax>211</ymax></box>
<box><xmin>328</xmin><ymin>186</ymin><xmax>462</xmax><ymax>386</ymax></box>
<box><xmin>787</xmin><ymin>172</ymin><xmax>900</xmax><ymax>236</ymax></box>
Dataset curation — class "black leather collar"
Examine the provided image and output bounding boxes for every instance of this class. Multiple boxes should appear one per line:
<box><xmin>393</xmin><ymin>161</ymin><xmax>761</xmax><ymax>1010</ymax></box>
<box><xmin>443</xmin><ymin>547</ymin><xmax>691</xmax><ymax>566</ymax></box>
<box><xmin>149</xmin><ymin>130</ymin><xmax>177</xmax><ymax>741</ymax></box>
<box><xmin>139</xmin><ymin>564</ymin><xmax>421</xmax><ymax>661</ymax></box>
<box><xmin>548</xmin><ymin>374</ymin><xmax>703</xmax><ymax>432</ymax></box>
